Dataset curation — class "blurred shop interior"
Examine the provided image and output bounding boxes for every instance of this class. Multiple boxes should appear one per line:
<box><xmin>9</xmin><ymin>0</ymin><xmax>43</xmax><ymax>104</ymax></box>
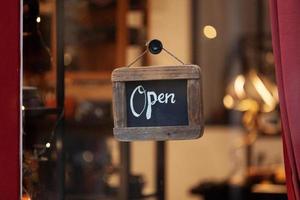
<box><xmin>22</xmin><ymin>0</ymin><xmax>285</xmax><ymax>200</ymax></box>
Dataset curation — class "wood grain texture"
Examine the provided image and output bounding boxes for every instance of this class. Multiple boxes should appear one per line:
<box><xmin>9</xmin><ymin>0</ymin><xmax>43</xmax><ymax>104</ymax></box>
<box><xmin>187</xmin><ymin>78</ymin><xmax>203</xmax><ymax>127</ymax></box>
<box><xmin>114</xmin><ymin>125</ymin><xmax>203</xmax><ymax>141</ymax></box>
<box><xmin>111</xmin><ymin>65</ymin><xmax>204</xmax><ymax>141</ymax></box>
<box><xmin>112</xmin><ymin>82</ymin><xmax>127</xmax><ymax>128</ymax></box>
<box><xmin>111</xmin><ymin>65</ymin><xmax>200</xmax><ymax>82</ymax></box>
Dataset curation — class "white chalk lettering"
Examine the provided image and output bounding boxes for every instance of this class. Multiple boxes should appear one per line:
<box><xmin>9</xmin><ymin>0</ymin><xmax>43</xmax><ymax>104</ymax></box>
<box><xmin>146</xmin><ymin>91</ymin><xmax>157</xmax><ymax>119</ymax></box>
<box><xmin>129</xmin><ymin>85</ymin><xmax>176</xmax><ymax>120</ymax></box>
<box><xmin>130</xmin><ymin>85</ymin><xmax>146</xmax><ymax>117</ymax></box>
<box><xmin>165</xmin><ymin>93</ymin><xmax>176</xmax><ymax>103</ymax></box>
<box><xmin>157</xmin><ymin>93</ymin><xmax>165</xmax><ymax>103</ymax></box>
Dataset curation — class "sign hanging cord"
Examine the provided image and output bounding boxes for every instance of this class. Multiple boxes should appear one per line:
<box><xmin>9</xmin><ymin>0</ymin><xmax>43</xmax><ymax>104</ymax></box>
<box><xmin>127</xmin><ymin>39</ymin><xmax>185</xmax><ymax>67</ymax></box>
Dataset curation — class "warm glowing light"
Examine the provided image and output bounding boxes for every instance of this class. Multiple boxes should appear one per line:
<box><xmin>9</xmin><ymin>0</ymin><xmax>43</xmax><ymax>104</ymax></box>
<box><xmin>236</xmin><ymin>99</ymin><xmax>259</xmax><ymax>112</ymax></box>
<box><xmin>223</xmin><ymin>94</ymin><xmax>234</xmax><ymax>109</ymax></box>
<box><xmin>22</xmin><ymin>194</ymin><xmax>31</xmax><ymax>200</ymax></box>
<box><xmin>82</xmin><ymin>151</ymin><xmax>94</xmax><ymax>162</ymax></box>
<box><xmin>272</xmin><ymin>86</ymin><xmax>279</xmax><ymax>101</ymax></box>
<box><xmin>22</xmin><ymin>106</ymin><xmax>25</xmax><ymax>111</ymax></box>
<box><xmin>265</xmin><ymin>52</ymin><xmax>274</xmax><ymax>64</ymax></box>
<box><xmin>36</xmin><ymin>17</ymin><xmax>41</xmax><ymax>23</ymax></box>
<box><xmin>251</xmin><ymin>73</ymin><xmax>276</xmax><ymax>112</ymax></box>
<box><xmin>203</xmin><ymin>25</ymin><xmax>217</xmax><ymax>39</ymax></box>
<box><xmin>56</xmin><ymin>140</ymin><xmax>62</xmax><ymax>150</ymax></box>
<box><xmin>234</xmin><ymin>75</ymin><xmax>246</xmax><ymax>99</ymax></box>
<box><xmin>64</xmin><ymin>53</ymin><xmax>73</xmax><ymax>66</ymax></box>
<box><xmin>46</xmin><ymin>142</ymin><xmax>51</xmax><ymax>148</ymax></box>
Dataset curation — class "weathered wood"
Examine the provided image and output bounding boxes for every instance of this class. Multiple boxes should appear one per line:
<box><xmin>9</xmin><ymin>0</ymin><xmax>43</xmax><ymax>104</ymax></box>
<box><xmin>112</xmin><ymin>82</ymin><xmax>127</xmax><ymax>128</ymax></box>
<box><xmin>187</xmin><ymin>78</ymin><xmax>203</xmax><ymax>127</ymax></box>
<box><xmin>111</xmin><ymin>64</ymin><xmax>204</xmax><ymax>141</ymax></box>
<box><xmin>114</xmin><ymin>126</ymin><xmax>203</xmax><ymax>141</ymax></box>
<box><xmin>111</xmin><ymin>65</ymin><xmax>200</xmax><ymax>82</ymax></box>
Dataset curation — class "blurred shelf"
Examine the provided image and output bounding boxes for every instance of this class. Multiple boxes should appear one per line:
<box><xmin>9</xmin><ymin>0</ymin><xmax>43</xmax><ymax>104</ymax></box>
<box><xmin>257</xmin><ymin>133</ymin><xmax>282</xmax><ymax>138</ymax></box>
<box><xmin>252</xmin><ymin>183</ymin><xmax>286</xmax><ymax>194</ymax></box>
<box><xmin>65</xmin><ymin>119</ymin><xmax>113</xmax><ymax>134</ymax></box>
<box><xmin>24</xmin><ymin>107</ymin><xmax>60</xmax><ymax>117</ymax></box>
<box><xmin>66</xmin><ymin>194</ymin><xmax>116</xmax><ymax>200</ymax></box>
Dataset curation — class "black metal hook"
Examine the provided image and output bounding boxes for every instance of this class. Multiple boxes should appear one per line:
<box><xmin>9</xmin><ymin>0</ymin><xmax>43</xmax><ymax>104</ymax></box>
<box><xmin>147</xmin><ymin>39</ymin><xmax>163</xmax><ymax>55</ymax></box>
<box><xmin>127</xmin><ymin>39</ymin><xmax>184</xmax><ymax>67</ymax></box>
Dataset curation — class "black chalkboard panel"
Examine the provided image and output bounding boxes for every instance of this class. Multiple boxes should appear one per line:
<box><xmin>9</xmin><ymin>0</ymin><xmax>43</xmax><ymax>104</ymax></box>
<box><xmin>126</xmin><ymin>80</ymin><xmax>188</xmax><ymax>127</ymax></box>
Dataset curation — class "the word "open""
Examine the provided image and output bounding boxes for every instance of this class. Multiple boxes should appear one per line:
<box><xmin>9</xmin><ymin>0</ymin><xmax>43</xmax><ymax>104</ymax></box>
<box><xmin>130</xmin><ymin>85</ymin><xmax>176</xmax><ymax>119</ymax></box>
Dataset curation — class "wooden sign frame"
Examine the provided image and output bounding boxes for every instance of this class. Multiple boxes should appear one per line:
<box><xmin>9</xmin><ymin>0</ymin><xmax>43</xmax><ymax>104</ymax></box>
<box><xmin>111</xmin><ymin>65</ymin><xmax>204</xmax><ymax>141</ymax></box>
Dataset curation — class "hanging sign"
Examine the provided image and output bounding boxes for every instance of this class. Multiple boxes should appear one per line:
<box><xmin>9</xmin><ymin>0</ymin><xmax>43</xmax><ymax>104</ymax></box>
<box><xmin>111</xmin><ymin>65</ymin><xmax>204</xmax><ymax>141</ymax></box>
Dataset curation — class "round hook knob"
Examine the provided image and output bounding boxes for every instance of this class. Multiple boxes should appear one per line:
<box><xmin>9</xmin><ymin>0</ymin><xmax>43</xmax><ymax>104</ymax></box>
<box><xmin>148</xmin><ymin>39</ymin><xmax>163</xmax><ymax>54</ymax></box>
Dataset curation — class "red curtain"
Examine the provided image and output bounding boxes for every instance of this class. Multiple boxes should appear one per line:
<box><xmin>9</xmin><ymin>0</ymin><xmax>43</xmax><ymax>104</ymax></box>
<box><xmin>0</xmin><ymin>1</ymin><xmax>20</xmax><ymax>199</ymax></box>
<box><xmin>269</xmin><ymin>0</ymin><xmax>300</xmax><ymax>199</ymax></box>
